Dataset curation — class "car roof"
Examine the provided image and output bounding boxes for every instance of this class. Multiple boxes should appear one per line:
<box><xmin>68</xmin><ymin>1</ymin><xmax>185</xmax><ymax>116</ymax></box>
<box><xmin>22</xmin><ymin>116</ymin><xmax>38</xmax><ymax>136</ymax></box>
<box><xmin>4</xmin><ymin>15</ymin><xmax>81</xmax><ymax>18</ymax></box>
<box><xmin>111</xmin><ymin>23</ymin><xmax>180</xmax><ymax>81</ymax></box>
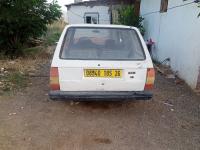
<box><xmin>66</xmin><ymin>24</ymin><xmax>139</xmax><ymax>30</ymax></box>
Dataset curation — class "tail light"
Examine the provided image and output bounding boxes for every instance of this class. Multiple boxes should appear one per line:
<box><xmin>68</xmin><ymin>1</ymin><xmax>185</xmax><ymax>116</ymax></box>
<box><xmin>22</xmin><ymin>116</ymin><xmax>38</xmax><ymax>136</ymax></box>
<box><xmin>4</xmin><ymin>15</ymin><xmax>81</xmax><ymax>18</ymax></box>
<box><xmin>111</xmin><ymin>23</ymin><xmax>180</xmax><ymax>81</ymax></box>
<box><xmin>145</xmin><ymin>68</ymin><xmax>155</xmax><ymax>90</ymax></box>
<box><xmin>50</xmin><ymin>67</ymin><xmax>60</xmax><ymax>91</ymax></box>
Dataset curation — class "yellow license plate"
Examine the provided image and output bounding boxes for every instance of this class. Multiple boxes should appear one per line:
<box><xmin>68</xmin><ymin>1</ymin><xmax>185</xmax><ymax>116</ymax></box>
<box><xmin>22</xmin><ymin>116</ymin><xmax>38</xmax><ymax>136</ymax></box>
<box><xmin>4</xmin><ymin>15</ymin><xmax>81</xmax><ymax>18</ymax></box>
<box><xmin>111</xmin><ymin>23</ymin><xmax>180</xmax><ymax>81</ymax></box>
<box><xmin>84</xmin><ymin>69</ymin><xmax>122</xmax><ymax>78</ymax></box>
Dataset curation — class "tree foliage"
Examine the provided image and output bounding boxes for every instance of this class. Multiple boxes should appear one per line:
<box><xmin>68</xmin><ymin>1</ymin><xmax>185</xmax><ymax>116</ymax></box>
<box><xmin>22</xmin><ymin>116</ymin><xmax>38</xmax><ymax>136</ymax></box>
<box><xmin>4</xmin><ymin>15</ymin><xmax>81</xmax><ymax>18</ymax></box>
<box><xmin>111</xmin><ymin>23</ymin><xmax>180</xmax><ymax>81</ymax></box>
<box><xmin>0</xmin><ymin>0</ymin><xmax>61</xmax><ymax>55</ymax></box>
<box><xmin>198</xmin><ymin>1</ymin><xmax>200</xmax><ymax>17</ymax></box>
<box><xmin>118</xmin><ymin>5</ymin><xmax>145</xmax><ymax>35</ymax></box>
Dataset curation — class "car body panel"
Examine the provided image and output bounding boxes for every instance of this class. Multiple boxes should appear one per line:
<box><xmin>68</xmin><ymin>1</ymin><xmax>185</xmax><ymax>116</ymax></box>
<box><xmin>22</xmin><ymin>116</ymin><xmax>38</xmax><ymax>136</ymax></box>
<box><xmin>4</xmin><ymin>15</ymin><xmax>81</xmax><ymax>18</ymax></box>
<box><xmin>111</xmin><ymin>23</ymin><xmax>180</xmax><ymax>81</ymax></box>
<box><xmin>50</xmin><ymin>24</ymin><xmax>154</xmax><ymax>100</ymax></box>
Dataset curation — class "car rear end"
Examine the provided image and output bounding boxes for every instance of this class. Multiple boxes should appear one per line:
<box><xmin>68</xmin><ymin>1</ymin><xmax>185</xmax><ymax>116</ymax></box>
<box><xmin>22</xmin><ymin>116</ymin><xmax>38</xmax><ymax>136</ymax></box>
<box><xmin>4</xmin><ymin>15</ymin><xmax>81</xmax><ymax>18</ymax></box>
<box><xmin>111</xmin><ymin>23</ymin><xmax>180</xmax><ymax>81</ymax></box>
<box><xmin>49</xmin><ymin>24</ymin><xmax>155</xmax><ymax>100</ymax></box>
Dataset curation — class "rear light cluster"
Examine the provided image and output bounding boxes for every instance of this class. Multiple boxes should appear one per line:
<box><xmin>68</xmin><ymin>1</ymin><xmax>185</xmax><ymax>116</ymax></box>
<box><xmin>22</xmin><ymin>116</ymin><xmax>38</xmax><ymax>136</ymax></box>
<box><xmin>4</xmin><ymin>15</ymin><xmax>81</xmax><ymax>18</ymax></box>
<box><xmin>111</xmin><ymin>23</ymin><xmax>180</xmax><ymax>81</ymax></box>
<box><xmin>50</xmin><ymin>67</ymin><xmax>60</xmax><ymax>91</ymax></box>
<box><xmin>145</xmin><ymin>68</ymin><xmax>155</xmax><ymax>90</ymax></box>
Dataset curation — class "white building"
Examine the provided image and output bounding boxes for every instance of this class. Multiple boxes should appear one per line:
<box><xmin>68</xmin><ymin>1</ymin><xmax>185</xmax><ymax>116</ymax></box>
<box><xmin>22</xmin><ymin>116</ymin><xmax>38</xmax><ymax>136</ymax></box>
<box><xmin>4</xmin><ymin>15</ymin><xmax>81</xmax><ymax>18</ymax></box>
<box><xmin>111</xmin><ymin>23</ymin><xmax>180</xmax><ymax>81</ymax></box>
<box><xmin>66</xmin><ymin>1</ymin><xmax>111</xmax><ymax>24</ymax></box>
<box><xmin>140</xmin><ymin>0</ymin><xmax>200</xmax><ymax>89</ymax></box>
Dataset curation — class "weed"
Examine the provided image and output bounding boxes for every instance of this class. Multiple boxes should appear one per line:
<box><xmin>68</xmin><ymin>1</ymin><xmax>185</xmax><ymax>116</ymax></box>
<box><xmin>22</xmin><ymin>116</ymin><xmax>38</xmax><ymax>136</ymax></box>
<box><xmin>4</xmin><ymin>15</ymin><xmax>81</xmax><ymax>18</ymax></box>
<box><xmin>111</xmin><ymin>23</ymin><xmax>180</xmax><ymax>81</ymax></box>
<box><xmin>42</xmin><ymin>20</ymin><xmax>66</xmax><ymax>46</ymax></box>
<box><xmin>7</xmin><ymin>72</ymin><xmax>27</xmax><ymax>88</ymax></box>
<box><xmin>22</xmin><ymin>46</ymin><xmax>42</xmax><ymax>57</ymax></box>
<box><xmin>0</xmin><ymin>20</ymin><xmax>65</xmax><ymax>95</ymax></box>
<box><xmin>0</xmin><ymin>72</ymin><xmax>27</xmax><ymax>93</ymax></box>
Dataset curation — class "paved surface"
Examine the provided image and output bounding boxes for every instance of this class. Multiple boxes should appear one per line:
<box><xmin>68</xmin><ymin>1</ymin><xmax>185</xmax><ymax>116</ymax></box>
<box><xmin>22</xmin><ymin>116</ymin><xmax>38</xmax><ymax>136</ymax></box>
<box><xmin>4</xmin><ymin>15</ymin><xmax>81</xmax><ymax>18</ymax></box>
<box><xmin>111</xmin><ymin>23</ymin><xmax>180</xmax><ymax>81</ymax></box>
<box><xmin>0</xmin><ymin>63</ymin><xmax>199</xmax><ymax>150</ymax></box>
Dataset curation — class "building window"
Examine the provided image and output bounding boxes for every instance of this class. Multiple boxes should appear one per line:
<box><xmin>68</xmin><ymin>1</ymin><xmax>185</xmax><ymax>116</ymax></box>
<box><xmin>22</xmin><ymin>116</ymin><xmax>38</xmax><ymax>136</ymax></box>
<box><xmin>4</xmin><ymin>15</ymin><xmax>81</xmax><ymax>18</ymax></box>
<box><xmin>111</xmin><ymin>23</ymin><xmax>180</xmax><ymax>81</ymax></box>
<box><xmin>84</xmin><ymin>13</ymin><xmax>99</xmax><ymax>24</ymax></box>
<box><xmin>160</xmin><ymin>0</ymin><xmax>168</xmax><ymax>13</ymax></box>
<box><xmin>86</xmin><ymin>16</ymin><xmax>92</xmax><ymax>24</ymax></box>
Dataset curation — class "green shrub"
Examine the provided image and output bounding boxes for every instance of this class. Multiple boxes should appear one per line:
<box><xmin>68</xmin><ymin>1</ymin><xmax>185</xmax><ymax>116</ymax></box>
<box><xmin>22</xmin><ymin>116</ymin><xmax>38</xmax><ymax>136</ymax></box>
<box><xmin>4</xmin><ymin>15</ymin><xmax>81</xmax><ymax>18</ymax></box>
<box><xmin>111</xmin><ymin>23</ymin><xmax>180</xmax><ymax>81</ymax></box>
<box><xmin>118</xmin><ymin>5</ymin><xmax>145</xmax><ymax>35</ymax></box>
<box><xmin>0</xmin><ymin>0</ymin><xmax>62</xmax><ymax>56</ymax></box>
<box><xmin>198</xmin><ymin>2</ymin><xmax>200</xmax><ymax>17</ymax></box>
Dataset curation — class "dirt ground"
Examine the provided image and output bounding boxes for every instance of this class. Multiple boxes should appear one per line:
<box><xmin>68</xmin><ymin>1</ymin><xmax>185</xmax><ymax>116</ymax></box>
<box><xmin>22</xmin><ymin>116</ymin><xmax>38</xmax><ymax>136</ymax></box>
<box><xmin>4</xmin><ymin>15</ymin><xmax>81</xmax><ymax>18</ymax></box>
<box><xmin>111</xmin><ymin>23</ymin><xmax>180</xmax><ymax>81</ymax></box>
<box><xmin>0</xmin><ymin>62</ymin><xmax>199</xmax><ymax>150</ymax></box>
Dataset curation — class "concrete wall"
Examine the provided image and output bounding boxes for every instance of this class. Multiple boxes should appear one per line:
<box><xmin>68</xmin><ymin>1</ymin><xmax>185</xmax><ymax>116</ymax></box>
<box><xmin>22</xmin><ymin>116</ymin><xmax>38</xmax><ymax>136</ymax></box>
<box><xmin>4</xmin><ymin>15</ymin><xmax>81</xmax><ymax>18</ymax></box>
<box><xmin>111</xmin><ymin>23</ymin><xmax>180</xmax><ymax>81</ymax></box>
<box><xmin>140</xmin><ymin>0</ymin><xmax>200</xmax><ymax>89</ymax></box>
<box><xmin>67</xmin><ymin>5</ymin><xmax>110</xmax><ymax>24</ymax></box>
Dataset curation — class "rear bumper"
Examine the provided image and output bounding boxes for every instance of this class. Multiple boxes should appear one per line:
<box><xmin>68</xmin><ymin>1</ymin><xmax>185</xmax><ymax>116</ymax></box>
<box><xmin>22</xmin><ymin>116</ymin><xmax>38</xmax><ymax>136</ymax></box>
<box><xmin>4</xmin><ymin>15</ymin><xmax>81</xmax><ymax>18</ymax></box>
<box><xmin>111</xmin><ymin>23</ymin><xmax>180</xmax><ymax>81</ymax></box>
<box><xmin>49</xmin><ymin>91</ymin><xmax>153</xmax><ymax>101</ymax></box>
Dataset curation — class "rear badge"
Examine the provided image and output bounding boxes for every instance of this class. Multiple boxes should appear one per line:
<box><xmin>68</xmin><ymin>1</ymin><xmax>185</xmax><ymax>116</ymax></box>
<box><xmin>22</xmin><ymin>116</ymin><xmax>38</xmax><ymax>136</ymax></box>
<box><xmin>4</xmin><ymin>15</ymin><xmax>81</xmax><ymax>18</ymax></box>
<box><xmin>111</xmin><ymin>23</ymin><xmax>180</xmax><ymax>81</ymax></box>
<box><xmin>128</xmin><ymin>72</ymin><xmax>136</xmax><ymax>75</ymax></box>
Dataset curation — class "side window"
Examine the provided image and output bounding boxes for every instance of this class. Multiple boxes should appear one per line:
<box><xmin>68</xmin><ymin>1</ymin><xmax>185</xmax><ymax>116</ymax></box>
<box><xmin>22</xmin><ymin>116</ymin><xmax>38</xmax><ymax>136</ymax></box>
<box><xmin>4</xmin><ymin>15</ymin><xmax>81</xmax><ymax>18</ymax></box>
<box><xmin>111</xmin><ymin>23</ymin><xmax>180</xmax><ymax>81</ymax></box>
<box><xmin>160</xmin><ymin>0</ymin><xmax>168</xmax><ymax>13</ymax></box>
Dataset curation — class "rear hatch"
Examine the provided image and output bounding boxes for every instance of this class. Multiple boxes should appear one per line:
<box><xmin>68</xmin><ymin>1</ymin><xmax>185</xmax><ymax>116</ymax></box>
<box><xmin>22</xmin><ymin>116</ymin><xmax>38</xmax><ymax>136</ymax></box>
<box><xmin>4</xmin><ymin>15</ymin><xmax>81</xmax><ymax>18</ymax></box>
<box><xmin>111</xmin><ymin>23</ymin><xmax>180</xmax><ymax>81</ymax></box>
<box><xmin>58</xmin><ymin>60</ymin><xmax>147</xmax><ymax>91</ymax></box>
<box><xmin>51</xmin><ymin>26</ymin><xmax>153</xmax><ymax>92</ymax></box>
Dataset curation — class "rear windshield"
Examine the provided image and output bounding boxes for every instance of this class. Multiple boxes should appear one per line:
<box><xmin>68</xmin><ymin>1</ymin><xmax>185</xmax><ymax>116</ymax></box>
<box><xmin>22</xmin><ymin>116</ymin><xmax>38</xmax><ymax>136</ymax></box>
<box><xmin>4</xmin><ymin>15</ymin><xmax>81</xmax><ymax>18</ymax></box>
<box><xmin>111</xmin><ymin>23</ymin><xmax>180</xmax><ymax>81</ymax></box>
<box><xmin>60</xmin><ymin>27</ymin><xmax>145</xmax><ymax>60</ymax></box>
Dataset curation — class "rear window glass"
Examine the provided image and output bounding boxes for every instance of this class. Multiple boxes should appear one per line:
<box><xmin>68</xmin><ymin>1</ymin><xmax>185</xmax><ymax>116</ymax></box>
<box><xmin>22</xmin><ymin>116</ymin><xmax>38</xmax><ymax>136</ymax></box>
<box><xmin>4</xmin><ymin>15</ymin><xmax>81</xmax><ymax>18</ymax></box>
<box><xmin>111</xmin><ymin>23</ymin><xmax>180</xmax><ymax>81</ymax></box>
<box><xmin>60</xmin><ymin>27</ymin><xmax>145</xmax><ymax>60</ymax></box>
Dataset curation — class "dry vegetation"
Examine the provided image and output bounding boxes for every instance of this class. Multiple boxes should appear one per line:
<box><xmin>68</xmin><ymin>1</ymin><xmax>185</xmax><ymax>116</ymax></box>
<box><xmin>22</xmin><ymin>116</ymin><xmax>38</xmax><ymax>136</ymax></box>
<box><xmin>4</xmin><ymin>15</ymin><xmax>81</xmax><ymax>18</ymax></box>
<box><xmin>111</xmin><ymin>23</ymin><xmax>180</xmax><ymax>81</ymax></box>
<box><xmin>0</xmin><ymin>20</ymin><xmax>66</xmax><ymax>95</ymax></box>
<box><xmin>43</xmin><ymin>20</ymin><xmax>66</xmax><ymax>46</ymax></box>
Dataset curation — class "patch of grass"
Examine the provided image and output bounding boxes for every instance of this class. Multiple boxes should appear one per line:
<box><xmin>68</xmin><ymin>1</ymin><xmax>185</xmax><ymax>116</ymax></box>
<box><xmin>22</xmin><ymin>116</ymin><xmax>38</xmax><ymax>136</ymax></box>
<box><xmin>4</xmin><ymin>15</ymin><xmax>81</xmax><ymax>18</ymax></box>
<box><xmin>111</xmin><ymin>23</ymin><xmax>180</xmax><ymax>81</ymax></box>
<box><xmin>0</xmin><ymin>52</ymin><xmax>7</xmax><ymax>60</ymax></box>
<box><xmin>3</xmin><ymin>72</ymin><xmax>27</xmax><ymax>91</ymax></box>
<box><xmin>44</xmin><ymin>32</ymin><xmax>61</xmax><ymax>46</ymax></box>
<box><xmin>22</xmin><ymin>46</ymin><xmax>42</xmax><ymax>57</ymax></box>
<box><xmin>0</xmin><ymin>72</ymin><xmax>27</xmax><ymax>93</ymax></box>
<box><xmin>7</xmin><ymin>72</ymin><xmax>27</xmax><ymax>88</ymax></box>
<box><xmin>0</xmin><ymin>21</ymin><xmax>66</xmax><ymax>95</ymax></box>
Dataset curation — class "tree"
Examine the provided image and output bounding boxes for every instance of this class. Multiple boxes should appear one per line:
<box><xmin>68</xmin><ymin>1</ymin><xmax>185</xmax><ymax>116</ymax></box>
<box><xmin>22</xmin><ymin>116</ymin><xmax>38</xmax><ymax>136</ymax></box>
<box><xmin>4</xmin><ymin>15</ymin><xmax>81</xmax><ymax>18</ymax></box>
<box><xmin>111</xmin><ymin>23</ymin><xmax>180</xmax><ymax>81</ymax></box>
<box><xmin>118</xmin><ymin>5</ymin><xmax>145</xmax><ymax>35</ymax></box>
<box><xmin>0</xmin><ymin>0</ymin><xmax>61</xmax><ymax>56</ymax></box>
<box><xmin>198</xmin><ymin>1</ymin><xmax>200</xmax><ymax>17</ymax></box>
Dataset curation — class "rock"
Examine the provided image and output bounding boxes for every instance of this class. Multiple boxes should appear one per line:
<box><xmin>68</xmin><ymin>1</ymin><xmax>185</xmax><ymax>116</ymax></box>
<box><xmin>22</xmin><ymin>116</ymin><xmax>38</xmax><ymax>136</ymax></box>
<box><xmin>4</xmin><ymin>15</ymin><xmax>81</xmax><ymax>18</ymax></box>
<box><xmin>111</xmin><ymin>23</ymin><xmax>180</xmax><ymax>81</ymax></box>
<box><xmin>1</xmin><ymin>68</ymin><xmax>4</xmax><ymax>72</ymax></box>
<box><xmin>75</xmin><ymin>102</ymin><xmax>80</xmax><ymax>105</ymax></box>
<box><xmin>161</xmin><ymin>115</ymin><xmax>165</xmax><ymax>118</ymax></box>
<box><xmin>0</xmin><ymin>73</ymin><xmax>4</xmax><ymax>77</ymax></box>
<box><xmin>28</xmin><ymin>72</ymin><xmax>35</xmax><ymax>76</ymax></box>
<box><xmin>20</xmin><ymin>71</ymin><xmax>24</xmax><ymax>75</ymax></box>
<box><xmin>70</xmin><ymin>101</ymin><xmax>74</xmax><ymax>106</ymax></box>
<box><xmin>175</xmin><ymin>78</ymin><xmax>184</xmax><ymax>85</ymax></box>
<box><xmin>9</xmin><ymin>112</ymin><xmax>17</xmax><ymax>116</ymax></box>
<box><xmin>166</xmin><ymin>74</ymin><xmax>175</xmax><ymax>79</ymax></box>
<box><xmin>163</xmin><ymin>102</ymin><xmax>173</xmax><ymax>107</ymax></box>
<box><xmin>9</xmin><ymin>61</ymin><xmax>15</xmax><ymax>64</ymax></box>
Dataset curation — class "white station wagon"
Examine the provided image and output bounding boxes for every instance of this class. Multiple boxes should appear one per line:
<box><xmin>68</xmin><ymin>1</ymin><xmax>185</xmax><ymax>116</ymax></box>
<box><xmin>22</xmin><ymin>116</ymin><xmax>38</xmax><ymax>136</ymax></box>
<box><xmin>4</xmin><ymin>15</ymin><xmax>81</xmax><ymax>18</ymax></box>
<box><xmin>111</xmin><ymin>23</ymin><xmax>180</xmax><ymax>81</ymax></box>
<box><xmin>49</xmin><ymin>24</ymin><xmax>155</xmax><ymax>100</ymax></box>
